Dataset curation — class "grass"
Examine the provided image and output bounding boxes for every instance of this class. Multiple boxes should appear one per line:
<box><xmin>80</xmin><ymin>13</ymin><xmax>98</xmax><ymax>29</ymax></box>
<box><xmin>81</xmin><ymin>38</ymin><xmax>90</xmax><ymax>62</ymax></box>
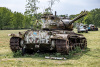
<box><xmin>0</xmin><ymin>29</ymin><xmax>100</xmax><ymax>67</ymax></box>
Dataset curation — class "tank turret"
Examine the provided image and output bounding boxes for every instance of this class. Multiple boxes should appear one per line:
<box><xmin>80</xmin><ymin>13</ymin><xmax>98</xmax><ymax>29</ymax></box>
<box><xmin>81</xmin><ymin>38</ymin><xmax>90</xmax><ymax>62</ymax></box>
<box><xmin>41</xmin><ymin>11</ymin><xmax>87</xmax><ymax>31</ymax></box>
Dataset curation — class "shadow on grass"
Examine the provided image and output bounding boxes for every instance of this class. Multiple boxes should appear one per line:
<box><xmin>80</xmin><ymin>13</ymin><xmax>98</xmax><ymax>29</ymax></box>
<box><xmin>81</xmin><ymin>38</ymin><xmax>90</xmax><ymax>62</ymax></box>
<box><xmin>12</xmin><ymin>47</ymin><xmax>90</xmax><ymax>60</ymax></box>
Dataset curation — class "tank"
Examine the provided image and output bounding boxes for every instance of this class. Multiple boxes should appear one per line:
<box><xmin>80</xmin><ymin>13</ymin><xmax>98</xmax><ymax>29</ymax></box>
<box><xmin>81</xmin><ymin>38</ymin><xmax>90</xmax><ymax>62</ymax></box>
<box><xmin>88</xmin><ymin>24</ymin><xmax>98</xmax><ymax>31</ymax></box>
<box><xmin>77</xmin><ymin>23</ymin><xmax>88</xmax><ymax>33</ymax></box>
<box><xmin>9</xmin><ymin>11</ymin><xmax>87</xmax><ymax>56</ymax></box>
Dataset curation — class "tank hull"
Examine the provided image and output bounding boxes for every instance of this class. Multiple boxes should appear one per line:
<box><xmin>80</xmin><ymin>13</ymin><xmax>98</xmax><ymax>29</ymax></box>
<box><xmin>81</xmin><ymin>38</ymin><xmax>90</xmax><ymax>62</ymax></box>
<box><xmin>88</xmin><ymin>27</ymin><xmax>98</xmax><ymax>31</ymax></box>
<box><xmin>9</xmin><ymin>11</ymin><xmax>88</xmax><ymax>55</ymax></box>
<box><xmin>10</xmin><ymin>30</ymin><xmax>87</xmax><ymax>55</ymax></box>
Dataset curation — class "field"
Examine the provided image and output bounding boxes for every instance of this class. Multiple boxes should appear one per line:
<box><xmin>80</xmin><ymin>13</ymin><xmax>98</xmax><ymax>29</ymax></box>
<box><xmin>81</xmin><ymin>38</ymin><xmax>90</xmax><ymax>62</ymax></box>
<box><xmin>0</xmin><ymin>29</ymin><xmax>100</xmax><ymax>67</ymax></box>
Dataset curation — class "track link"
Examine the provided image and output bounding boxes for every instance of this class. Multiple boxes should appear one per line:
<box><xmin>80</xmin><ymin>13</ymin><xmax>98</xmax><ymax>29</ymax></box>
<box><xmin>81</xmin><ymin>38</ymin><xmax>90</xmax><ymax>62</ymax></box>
<box><xmin>10</xmin><ymin>37</ymin><xmax>21</xmax><ymax>52</ymax></box>
<box><xmin>56</xmin><ymin>39</ymin><xmax>69</xmax><ymax>54</ymax></box>
<box><xmin>55</xmin><ymin>38</ymin><xmax>87</xmax><ymax>54</ymax></box>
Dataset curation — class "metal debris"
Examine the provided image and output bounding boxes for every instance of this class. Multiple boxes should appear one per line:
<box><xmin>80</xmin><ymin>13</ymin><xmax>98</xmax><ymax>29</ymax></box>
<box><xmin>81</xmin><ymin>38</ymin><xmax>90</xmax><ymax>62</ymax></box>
<box><xmin>45</xmin><ymin>56</ymin><xmax>66</xmax><ymax>60</ymax></box>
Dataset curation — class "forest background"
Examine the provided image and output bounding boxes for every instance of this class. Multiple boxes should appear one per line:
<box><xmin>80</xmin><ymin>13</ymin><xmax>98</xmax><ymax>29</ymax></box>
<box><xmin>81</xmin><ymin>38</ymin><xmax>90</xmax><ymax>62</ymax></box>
<box><xmin>0</xmin><ymin>0</ymin><xmax>100</xmax><ymax>30</ymax></box>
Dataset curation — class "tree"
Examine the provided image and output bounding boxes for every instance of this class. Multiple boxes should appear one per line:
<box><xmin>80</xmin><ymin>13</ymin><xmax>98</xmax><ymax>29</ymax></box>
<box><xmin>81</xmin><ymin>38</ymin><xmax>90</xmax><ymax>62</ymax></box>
<box><xmin>0</xmin><ymin>7</ymin><xmax>31</xmax><ymax>30</ymax></box>
<box><xmin>83</xmin><ymin>8</ymin><xmax>100</xmax><ymax>27</ymax></box>
<box><xmin>0</xmin><ymin>7</ymin><xmax>13</xmax><ymax>29</ymax></box>
<box><xmin>48</xmin><ymin>0</ymin><xmax>60</xmax><ymax>12</ymax></box>
<box><xmin>43</xmin><ymin>0</ymin><xmax>60</xmax><ymax>14</ymax></box>
<box><xmin>49</xmin><ymin>0</ymin><xmax>60</xmax><ymax>8</ymax></box>
<box><xmin>25</xmin><ymin>0</ymin><xmax>39</xmax><ymax>15</ymax></box>
<box><xmin>25</xmin><ymin>0</ymin><xmax>40</xmax><ymax>29</ymax></box>
<box><xmin>22</xmin><ymin>16</ymin><xmax>31</xmax><ymax>29</ymax></box>
<box><xmin>44</xmin><ymin>7</ymin><xmax>51</xmax><ymax>14</ymax></box>
<box><xmin>69</xmin><ymin>15</ymin><xmax>77</xmax><ymax>20</ymax></box>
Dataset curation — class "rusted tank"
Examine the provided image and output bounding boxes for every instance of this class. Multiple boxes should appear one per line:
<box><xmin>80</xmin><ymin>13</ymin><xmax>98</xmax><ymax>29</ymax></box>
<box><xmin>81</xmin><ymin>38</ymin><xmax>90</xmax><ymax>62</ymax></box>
<box><xmin>77</xmin><ymin>23</ymin><xmax>88</xmax><ymax>33</ymax></box>
<box><xmin>9</xmin><ymin>11</ymin><xmax>87</xmax><ymax>55</ymax></box>
<box><xmin>88</xmin><ymin>24</ymin><xmax>98</xmax><ymax>31</ymax></box>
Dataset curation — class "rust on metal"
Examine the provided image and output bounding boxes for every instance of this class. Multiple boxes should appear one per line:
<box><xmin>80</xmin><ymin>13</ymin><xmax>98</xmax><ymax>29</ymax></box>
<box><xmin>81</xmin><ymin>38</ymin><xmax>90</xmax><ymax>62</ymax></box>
<box><xmin>10</xmin><ymin>37</ymin><xmax>21</xmax><ymax>52</ymax></box>
<box><xmin>9</xmin><ymin>11</ymin><xmax>87</xmax><ymax>55</ymax></box>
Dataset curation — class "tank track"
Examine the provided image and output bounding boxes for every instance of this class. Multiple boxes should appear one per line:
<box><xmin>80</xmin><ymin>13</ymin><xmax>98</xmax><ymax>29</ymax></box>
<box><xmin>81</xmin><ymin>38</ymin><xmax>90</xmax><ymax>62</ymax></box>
<box><xmin>55</xmin><ymin>38</ymin><xmax>87</xmax><ymax>54</ymax></box>
<box><xmin>10</xmin><ymin>37</ymin><xmax>21</xmax><ymax>52</ymax></box>
<box><xmin>56</xmin><ymin>39</ymin><xmax>69</xmax><ymax>54</ymax></box>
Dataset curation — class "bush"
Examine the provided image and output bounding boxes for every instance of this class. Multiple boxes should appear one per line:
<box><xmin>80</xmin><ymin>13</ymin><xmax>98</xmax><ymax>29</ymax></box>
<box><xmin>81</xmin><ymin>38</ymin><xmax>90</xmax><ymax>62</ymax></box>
<box><xmin>13</xmin><ymin>50</ymin><xmax>22</xmax><ymax>57</ymax></box>
<box><xmin>74</xmin><ymin>46</ymin><xmax>82</xmax><ymax>53</ymax></box>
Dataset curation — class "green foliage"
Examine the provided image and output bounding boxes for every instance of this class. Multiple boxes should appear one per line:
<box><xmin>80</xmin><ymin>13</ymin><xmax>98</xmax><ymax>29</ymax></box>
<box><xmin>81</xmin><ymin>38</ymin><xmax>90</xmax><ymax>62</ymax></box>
<box><xmin>25</xmin><ymin>0</ymin><xmax>39</xmax><ymax>15</ymax></box>
<box><xmin>25</xmin><ymin>0</ymin><xmax>43</xmax><ymax>30</ymax></box>
<box><xmin>69</xmin><ymin>8</ymin><xmax>100</xmax><ymax>27</ymax></box>
<box><xmin>74</xmin><ymin>46</ymin><xmax>82</xmax><ymax>53</ymax></box>
<box><xmin>0</xmin><ymin>7</ymin><xmax>31</xmax><ymax>29</ymax></box>
<box><xmin>34</xmin><ymin>53</ymin><xmax>39</xmax><ymax>57</ymax></box>
<box><xmin>0</xmin><ymin>7</ymin><xmax>42</xmax><ymax>30</ymax></box>
<box><xmin>43</xmin><ymin>7</ymin><xmax>52</xmax><ymax>14</ymax></box>
<box><xmin>84</xmin><ymin>8</ymin><xmax>100</xmax><ymax>27</ymax></box>
<box><xmin>59</xmin><ymin>15</ymin><xmax>68</xmax><ymax>17</ymax></box>
<box><xmin>13</xmin><ymin>51</ymin><xmax>22</xmax><ymax>57</ymax></box>
<box><xmin>55</xmin><ymin>53</ymin><xmax>62</xmax><ymax>57</ymax></box>
<box><xmin>12</xmin><ymin>46</ymin><xmax>84</xmax><ymax>59</ymax></box>
<box><xmin>65</xmin><ymin>46</ymin><xmax>82</xmax><ymax>59</ymax></box>
<box><xmin>69</xmin><ymin>15</ymin><xmax>76</xmax><ymax>19</ymax></box>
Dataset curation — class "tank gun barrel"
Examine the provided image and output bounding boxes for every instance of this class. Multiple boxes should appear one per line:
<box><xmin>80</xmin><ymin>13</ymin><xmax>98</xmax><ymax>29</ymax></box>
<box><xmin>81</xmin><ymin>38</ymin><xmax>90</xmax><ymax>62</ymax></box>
<box><xmin>69</xmin><ymin>11</ymin><xmax>87</xmax><ymax>24</ymax></box>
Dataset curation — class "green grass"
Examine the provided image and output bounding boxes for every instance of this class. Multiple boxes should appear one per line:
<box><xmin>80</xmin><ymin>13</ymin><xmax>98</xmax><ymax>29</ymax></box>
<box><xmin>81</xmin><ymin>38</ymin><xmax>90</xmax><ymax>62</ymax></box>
<box><xmin>0</xmin><ymin>29</ymin><xmax>100</xmax><ymax>67</ymax></box>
